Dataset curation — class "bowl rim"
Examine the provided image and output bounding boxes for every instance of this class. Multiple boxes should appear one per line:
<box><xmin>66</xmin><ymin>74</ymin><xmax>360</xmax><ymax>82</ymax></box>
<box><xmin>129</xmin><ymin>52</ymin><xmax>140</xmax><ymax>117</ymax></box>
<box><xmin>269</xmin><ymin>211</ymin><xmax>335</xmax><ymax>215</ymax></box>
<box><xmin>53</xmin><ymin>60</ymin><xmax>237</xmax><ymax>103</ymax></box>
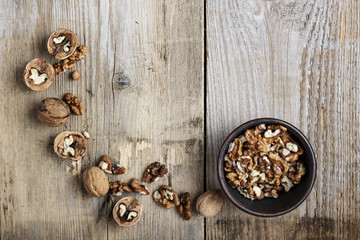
<box><xmin>217</xmin><ymin>118</ymin><xmax>317</xmax><ymax>217</ymax></box>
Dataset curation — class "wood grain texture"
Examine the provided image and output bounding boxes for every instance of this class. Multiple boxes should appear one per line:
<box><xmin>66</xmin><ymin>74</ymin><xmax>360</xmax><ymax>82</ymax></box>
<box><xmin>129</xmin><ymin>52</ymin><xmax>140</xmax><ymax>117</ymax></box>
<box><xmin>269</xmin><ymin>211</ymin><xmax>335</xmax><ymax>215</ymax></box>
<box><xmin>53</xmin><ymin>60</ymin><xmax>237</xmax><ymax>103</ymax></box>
<box><xmin>206</xmin><ymin>0</ymin><xmax>360</xmax><ymax>239</ymax></box>
<box><xmin>0</xmin><ymin>0</ymin><xmax>204</xmax><ymax>239</ymax></box>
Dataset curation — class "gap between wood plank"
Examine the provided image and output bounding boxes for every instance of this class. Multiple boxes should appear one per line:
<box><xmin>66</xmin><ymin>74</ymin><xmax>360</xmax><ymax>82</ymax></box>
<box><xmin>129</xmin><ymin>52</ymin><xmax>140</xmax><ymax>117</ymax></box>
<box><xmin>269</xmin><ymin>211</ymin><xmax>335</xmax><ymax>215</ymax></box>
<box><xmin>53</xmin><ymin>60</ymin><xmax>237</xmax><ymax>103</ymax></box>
<box><xmin>203</xmin><ymin>0</ymin><xmax>207</xmax><ymax>239</ymax></box>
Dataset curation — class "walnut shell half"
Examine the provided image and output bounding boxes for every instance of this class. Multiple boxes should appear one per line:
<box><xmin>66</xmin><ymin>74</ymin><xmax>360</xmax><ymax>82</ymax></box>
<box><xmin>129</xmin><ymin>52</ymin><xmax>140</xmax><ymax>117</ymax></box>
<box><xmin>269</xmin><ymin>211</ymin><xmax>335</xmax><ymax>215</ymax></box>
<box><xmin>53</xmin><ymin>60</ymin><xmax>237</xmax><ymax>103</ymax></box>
<box><xmin>113</xmin><ymin>197</ymin><xmax>142</xmax><ymax>227</ymax></box>
<box><xmin>54</xmin><ymin>131</ymin><xmax>87</xmax><ymax>160</ymax></box>
<box><xmin>38</xmin><ymin>98</ymin><xmax>70</xmax><ymax>126</ymax></box>
<box><xmin>82</xmin><ymin>167</ymin><xmax>109</xmax><ymax>197</ymax></box>
<box><xmin>47</xmin><ymin>29</ymin><xmax>78</xmax><ymax>60</ymax></box>
<box><xmin>23</xmin><ymin>58</ymin><xmax>55</xmax><ymax>91</ymax></box>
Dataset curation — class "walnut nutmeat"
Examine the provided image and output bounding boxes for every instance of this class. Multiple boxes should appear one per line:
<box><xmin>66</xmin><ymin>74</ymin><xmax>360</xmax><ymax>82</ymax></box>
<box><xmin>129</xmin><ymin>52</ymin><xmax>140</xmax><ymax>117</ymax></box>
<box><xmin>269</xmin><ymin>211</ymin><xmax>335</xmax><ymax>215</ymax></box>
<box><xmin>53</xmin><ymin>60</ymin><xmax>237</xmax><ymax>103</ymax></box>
<box><xmin>69</xmin><ymin>45</ymin><xmax>88</xmax><ymax>61</ymax></box>
<box><xmin>224</xmin><ymin>124</ymin><xmax>305</xmax><ymax>201</ymax></box>
<box><xmin>142</xmin><ymin>162</ymin><xmax>168</xmax><ymax>183</ymax></box>
<box><xmin>179</xmin><ymin>192</ymin><xmax>192</xmax><ymax>221</ymax></box>
<box><xmin>72</xmin><ymin>70</ymin><xmax>80</xmax><ymax>80</ymax></box>
<box><xmin>130</xmin><ymin>178</ymin><xmax>149</xmax><ymax>195</ymax></box>
<box><xmin>98</xmin><ymin>155</ymin><xmax>126</xmax><ymax>175</ymax></box>
<box><xmin>109</xmin><ymin>178</ymin><xmax>148</xmax><ymax>196</ymax></box>
<box><xmin>64</xmin><ymin>93</ymin><xmax>84</xmax><ymax>115</ymax></box>
<box><xmin>109</xmin><ymin>181</ymin><xmax>133</xmax><ymax>196</ymax></box>
<box><xmin>54</xmin><ymin>59</ymin><xmax>77</xmax><ymax>74</ymax></box>
<box><xmin>153</xmin><ymin>185</ymin><xmax>180</xmax><ymax>209</ymax></box>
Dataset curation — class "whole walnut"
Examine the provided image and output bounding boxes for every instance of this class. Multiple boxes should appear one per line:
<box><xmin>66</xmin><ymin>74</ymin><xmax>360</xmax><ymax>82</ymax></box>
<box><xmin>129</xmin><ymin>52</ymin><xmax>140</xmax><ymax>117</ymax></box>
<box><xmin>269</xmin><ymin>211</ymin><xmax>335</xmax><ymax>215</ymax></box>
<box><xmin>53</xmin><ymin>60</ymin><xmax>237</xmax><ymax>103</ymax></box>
<box><xmin>196</xmin><ymin>190</ymin><xmax>224</xmax><ymax>218</ymax></box>
<box><xmin>38</xmin><ymin>98</ymin><xmax>70</xmax><ymax>126</ymax></box>
<box><xmin>83</xmin><ymin>167</ymin><xmax>109</xmax><ymax>197</ymax></box>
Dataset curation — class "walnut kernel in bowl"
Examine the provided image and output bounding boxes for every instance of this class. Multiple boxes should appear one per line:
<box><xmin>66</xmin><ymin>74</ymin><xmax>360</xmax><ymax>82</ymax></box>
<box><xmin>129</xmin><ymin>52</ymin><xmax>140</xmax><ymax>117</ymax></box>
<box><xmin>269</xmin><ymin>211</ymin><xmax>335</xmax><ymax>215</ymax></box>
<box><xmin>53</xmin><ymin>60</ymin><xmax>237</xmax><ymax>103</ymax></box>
<box><xmin>224</xmin><ymin>124</ymin><xmax>306</xmax><ymax>200</ymax></box>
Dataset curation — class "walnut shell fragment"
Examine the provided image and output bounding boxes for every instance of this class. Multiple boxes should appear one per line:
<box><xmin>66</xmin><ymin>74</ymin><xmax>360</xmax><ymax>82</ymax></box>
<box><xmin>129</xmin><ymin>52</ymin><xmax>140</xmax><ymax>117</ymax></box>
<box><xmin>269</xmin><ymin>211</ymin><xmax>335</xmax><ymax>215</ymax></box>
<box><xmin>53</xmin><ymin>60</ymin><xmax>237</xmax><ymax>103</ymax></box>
<box><xmin>47</xmin><ymin>29</ymin><xmax>78</xmax><ymax>60</ymax></box>
<box><xmin>24</xmin><ymin>58</ymin><xmax>55</xmax><ymax>91</ymax></box>
<box><xmin>38</xmin><ymin>98</ymin><xmax>70</xmax><ymax>126</ymax></box>
<box><xmin>54</xmin><ymin>131</ymin><xmax>87</xmax><ymax>160</ymax></box>
<box><xmin>113</xmin><ymin>197</ymin><xmax>142</xmax><ymax>227</ymax></box>
<box><xmin>82</xmin><ymin>167</ymin><xmax>109</xmax><ymax>197</ymax></box>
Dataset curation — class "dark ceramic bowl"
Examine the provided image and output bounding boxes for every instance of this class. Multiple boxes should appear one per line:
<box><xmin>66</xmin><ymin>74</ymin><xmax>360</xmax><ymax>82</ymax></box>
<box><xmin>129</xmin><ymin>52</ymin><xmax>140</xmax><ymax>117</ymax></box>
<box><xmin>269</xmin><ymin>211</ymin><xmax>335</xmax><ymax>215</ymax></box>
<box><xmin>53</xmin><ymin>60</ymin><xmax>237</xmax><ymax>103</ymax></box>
<box><xmin>218</xmin><ymin>118</ymin><xmax>316</xmax><ymax>217</ymax></box>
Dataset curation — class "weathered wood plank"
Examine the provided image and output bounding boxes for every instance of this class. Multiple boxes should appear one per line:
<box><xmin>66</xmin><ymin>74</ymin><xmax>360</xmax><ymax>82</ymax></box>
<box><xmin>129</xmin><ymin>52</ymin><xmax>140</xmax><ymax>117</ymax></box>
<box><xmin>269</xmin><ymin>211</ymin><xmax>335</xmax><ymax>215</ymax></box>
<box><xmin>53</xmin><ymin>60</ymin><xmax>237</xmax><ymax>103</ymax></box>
<box><xmin>105</xmin><ymin>0</ymin><xmax>204</xmax><ymax>239</ymax></box>
<box><xmin>206</xmin><ymin>0</ymin><xmax>360</xmax><ymax>239</ymax></box>
<box><xmin>0</xmin><ymin>0</ymin><xmax>204</xmax><ymax>239</ymax></box>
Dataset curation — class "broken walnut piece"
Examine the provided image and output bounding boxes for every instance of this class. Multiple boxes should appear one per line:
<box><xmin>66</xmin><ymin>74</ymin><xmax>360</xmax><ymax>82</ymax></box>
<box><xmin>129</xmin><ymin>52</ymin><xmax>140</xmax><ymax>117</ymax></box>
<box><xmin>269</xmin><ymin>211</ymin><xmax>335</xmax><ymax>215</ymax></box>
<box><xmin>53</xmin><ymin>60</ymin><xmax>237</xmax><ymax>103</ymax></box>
<box><xmin>69</xmin><ymin>44</ymin><xmax>88</xmax><ymax>61</ymax></box>
<box><xmin>113</xmin><ymin>197</ymin><xmax>142</xmax><ymax>227</ymax></box>
<box><xmin>109</xmin><ymin>181</ymin><xmax>133</xmax><ymax>196</ymax></box>
<box><xmin>54</xmin><ymin>59</ymin><xmax>77</xmax><ymax>74</ymax></box>
<box><xmin>71</xmin><ymin>70</ymin><xmax>80</xmax><ymax>80</ymax></box>
<box><xmin>38</xmin><ymin>98</ymin><xmax>70</xmax><ymax>126</ymax></box>
<box><xmin>227</xmin><ymin>138</ymin><xmax>242</xmax><ymax>161</ymax></box>
<box><xmin>179</xmin><ymin>192</ymin><xmax>192</xmax><ymax>221</ymax></box>
<box><xmin>99</xmin><ymin>155</ymin><xmax>113</xmax><ymax>174</ymax></box>
<box><xmin>153</xmin><ymin>185</ymin><xmax>180</xmax><ymax>209</ymax></box>
<box><xmin>130</xmin><ymin>178</ymin><xmax>149</xmax><ymax>195</ymax></box>
<box><xmin>82</xmin><ymin>167</ymin><xmax>109</xmax><ymax>197</ymax></box>
<box><xmin>142</xmin><ymin>162</ymin><xmax>168</xmax><ymax>183</ymax></box>
<box><xmin>54</xmin><ymin>131</ymin><xmax>87</xmax><ymax>160</ymax></box>
<box><xmin>112</xmin><ymin>165</ymin><xmax>126</xmax><ymax>175</ymax></box>
<box><xmin>64</xmin><ymin>93</ymin><xmax>84</xmax><ymax>115</ymax></box>
<box><xmin>98</xmin><ymin>155</ymin><xmax>126</xmax><ymax>175</ymax></box>
<box><xmin>47</xmin><ymin>29</ymin><xmax>78</xmax><ymax>60</ymax></box>
<box><xmin>109</xmin><ymin>179</ymin><xmax>148</xmax><ymax>196</ymax></box>
<box><xmin>24</xmin><ymin>58</ymin><xmax>55</xmax><ymax>91</ymax></box>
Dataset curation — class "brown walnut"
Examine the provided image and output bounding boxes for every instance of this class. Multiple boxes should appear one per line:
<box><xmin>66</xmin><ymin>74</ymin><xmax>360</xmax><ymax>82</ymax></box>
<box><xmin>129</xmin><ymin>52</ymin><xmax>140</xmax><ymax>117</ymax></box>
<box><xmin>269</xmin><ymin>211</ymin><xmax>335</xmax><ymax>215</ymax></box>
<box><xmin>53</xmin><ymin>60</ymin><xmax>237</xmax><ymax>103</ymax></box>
<box><xmin>47</xmin><ymin>29</ymin><xmax>78</xmax><ymax>60</ymax></box>
<box><xmin>82</xmin><ymin>167</ymin><xmax>109</xmax><ymax>197</ymax></box>
<box><xmin>54</xmin><ymin>131</ymin><xmax>87</xmax><ymax>160</ymax></box>
<box><xmin>196</xmin><ymin>190</ymin><xmax>224</xmax><ymax>218</ymax></box>
<box><xmin>113</xmin><ymin>197</ymin><xmax>142</xmax><ymax>227</ymax></box>
<box><xmin>38</xmin><ymin>98</ymin><xmax>70</xmax><ymax>126</ymax></box>
<box><xmin>24</xmin><ymin>58</ymin><xmax>55</xmax><ymax>91</ymax></box>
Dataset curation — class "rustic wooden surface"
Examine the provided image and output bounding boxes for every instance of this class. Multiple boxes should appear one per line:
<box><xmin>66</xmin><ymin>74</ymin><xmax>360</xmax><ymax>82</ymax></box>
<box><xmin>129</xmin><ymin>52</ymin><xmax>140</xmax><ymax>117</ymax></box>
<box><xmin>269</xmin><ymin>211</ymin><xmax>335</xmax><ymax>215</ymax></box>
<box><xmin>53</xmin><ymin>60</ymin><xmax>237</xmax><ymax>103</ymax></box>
<box><xmin>206</xmin><ymin>0</ymin><xmax>360</xmax><ymax>239</ymax></box>
<box><xmin>0</xmin><ymin>0</ymin><xmax>359</xmax><ymax>239</ymax></box>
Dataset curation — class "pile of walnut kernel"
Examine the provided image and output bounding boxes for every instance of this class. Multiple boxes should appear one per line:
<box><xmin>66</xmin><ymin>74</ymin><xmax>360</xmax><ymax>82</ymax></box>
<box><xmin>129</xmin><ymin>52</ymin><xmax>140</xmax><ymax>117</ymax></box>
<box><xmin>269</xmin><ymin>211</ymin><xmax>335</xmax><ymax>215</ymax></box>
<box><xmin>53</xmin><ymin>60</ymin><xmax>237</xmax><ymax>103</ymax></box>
<box><xmin>225</xmin><ymin>124</ymin><xmax>306</xmax><ymax>200</ymax></box>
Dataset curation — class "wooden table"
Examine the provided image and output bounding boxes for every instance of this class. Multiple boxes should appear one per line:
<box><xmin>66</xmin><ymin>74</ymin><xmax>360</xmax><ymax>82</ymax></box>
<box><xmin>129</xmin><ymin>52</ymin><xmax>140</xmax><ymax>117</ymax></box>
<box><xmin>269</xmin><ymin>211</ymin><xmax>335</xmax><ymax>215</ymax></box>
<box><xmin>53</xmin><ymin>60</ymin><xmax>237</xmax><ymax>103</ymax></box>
<box><xmin>1</xmin><ymin>0</ymin><xmax>359</xmax><ymax>239</ymax></box>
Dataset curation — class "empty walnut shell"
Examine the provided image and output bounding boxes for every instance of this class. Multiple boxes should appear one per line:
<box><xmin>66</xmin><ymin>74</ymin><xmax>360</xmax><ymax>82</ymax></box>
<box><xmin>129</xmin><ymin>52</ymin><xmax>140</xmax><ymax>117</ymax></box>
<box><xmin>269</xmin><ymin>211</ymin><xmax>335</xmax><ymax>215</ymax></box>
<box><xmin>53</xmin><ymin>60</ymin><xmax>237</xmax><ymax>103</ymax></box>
<box><xmin>54</xmin><ymin>131</ymin><xmax>87</xmax><ymax>160</ymax></box>
<box><xmin>83</xmin><ymin>167</ymin><xmax>109</xmax><ymax>197</ymax></box>
<box><xmin>24</xmin><ymin>58</ymin><xmax>55</xmax><ymax>91</ymax></box>
<box><xmin>47</xmin><ymin>29</ymin><xmax>78</xmax><ymax>60</ymax></box>
<box><xmin>113</xmin><ymin>197</ymin><xmax>142</xmax><ymax>227</ymax></box>
<box><xmin>38</xmin><ymin>98</ymin><xmax>70</xmax><ymax>126</ymax></box>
